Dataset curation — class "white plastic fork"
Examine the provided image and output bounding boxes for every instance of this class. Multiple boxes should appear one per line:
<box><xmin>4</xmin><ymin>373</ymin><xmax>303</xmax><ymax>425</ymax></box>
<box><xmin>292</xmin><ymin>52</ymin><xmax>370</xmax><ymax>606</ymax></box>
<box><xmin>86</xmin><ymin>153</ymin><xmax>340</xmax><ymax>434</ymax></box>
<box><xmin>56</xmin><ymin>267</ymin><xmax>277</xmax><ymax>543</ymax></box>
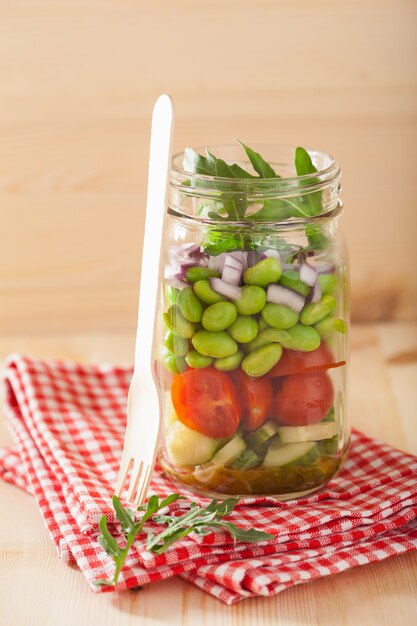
<box><xmin>115</xmin><ymin>94</ymin><xmax>174</xmax><ymax>506</ymax></box>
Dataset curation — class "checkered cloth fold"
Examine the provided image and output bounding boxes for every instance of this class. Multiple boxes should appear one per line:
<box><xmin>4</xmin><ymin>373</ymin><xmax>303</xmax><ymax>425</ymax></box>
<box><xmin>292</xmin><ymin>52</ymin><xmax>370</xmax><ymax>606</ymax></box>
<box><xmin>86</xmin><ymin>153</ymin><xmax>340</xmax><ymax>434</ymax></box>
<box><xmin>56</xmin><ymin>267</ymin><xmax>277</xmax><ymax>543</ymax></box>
<box><xmin>0</xmin><ymin>354</ymin><xmax>416</xmax><ymax>604</ymax></box>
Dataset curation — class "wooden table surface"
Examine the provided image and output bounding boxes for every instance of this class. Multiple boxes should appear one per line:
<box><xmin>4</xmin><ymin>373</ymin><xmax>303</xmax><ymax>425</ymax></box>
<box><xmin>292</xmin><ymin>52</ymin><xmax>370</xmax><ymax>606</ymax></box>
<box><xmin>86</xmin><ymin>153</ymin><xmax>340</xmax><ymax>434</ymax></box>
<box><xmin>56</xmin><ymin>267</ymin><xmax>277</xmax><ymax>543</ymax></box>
<box><xmin>1</xmin><ymin>323</ymin><xmax>416</xmax><ymax>626</ymax></box>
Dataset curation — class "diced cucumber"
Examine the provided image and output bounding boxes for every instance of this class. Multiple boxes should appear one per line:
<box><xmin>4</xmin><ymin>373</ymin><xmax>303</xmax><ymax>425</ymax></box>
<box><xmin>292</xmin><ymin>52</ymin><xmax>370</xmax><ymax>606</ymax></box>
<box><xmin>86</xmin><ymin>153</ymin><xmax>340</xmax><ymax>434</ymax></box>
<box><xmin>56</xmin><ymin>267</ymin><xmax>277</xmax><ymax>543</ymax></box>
<box><xmin>165</xmin><ymin>421</ymin><xmax>219</xmax><ymax>467</ymax></box>
<box><xmin>319</xmin><ymin>436</ymin><xmax>339</xmax><ymax>456</ymax></box>
<box><xmin>245</xmin><ymin>420</ymin><xmax>278</xmax><ymax>455</ymax></box>
<box><xmin>232</xmin><ymin>448</ymin><xmax>261</xmax><ymax>470</ymax></box>
<box><xmin>277</xmin><ymin>422</ymin><xmax>337</xmax><ymax>444</ymax></box>
<box><xmin>209</xmin><ymin>435</ymin><xmax>246</xmax><ymax>466</ymax></box>
<box><xmin>263</xmin><ymin>440</ymin><xmax>319</xmax><ymax>468</ymax></box>
<box><xmin>322</xmin><ymin>407</ymin><xmax>335</xmax><ymax>422</ymax></box>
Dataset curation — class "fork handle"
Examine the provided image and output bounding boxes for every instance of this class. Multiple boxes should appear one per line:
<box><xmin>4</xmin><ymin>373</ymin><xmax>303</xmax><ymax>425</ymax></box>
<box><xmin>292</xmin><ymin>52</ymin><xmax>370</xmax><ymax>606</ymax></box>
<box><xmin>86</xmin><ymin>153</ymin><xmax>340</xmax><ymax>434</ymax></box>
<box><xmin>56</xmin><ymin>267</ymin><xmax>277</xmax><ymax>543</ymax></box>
<box><xmin>134</xmin><ymin>95</ymin><xmax>174</xmax><ymax>377</ymax></box>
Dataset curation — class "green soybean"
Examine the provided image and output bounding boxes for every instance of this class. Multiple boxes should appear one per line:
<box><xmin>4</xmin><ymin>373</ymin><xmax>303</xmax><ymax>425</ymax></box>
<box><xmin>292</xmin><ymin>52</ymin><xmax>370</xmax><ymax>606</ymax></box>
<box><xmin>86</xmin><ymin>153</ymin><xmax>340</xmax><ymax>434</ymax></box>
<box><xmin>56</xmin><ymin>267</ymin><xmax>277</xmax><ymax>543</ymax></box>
<box><xmin>202</xmin><ymin>301</ymin><xmax>237</xmax><ymax>332</ymax></box>
<box><xmin>257</xmin><ymin>317</ymin><xmax>270</xmax><ymax>331</ymax></box>
<box><xmin>162</xmin><ymin>348</ymin><xmax>187</xmax><ymax>374</ymax></box>
<box><xmin>242</xmin><ymin>343</ymin><xmax>283</xmax><ymax>377</ymax></box>
<box><xmin>243</xmin><ymin>257</ymin><xmax>282</xmax><ymax>287</ymax></box>
<box><xmin>235</xmin><ymin>285</ymin><xmax>266</xmax><ymax>315</ymax></box>
<box><xmin>300</xmin><ymin>294</ymin><xmax>336</xmax><ymax>325</ymax></box>
<box><xmin>163</xmin><ymin>305</ymin><xmax>195</xmax><ymax>338</ymax></box>
<box><xmin>247</xmin><ymin>328</ymin><xmax>290</xmax><ymax>352</ymax></box>
<box><xmin>214</xmin><ymin>350</ymin><xmax>244</xmax><ymax>372</ymax></box>
<box><xmin>163</xmin><ymin>330</ymin><xmax>189</xmax><ymax>356</ymax></box>
<box><xmin>261</xmin><ymin>303</ymin><xmax>299</xmax><ymax>329</ymax></box>
<box><xmin>177</xmin><ymin>287</ymin><xmax>203</xmax><ymax>323</ymax></box>
<box><xmin>186</xmin><ymin>267</ymin><xmax>220</xmax><ymax>283</ymax></box>
<box><xmin>185</xmin><ymin>350</ymin><xmax>213</xmax><ymax>369</ymax></box>
<box><xmin>192</xmin><ymin>330</ymin><xmax>238</xmax><ymax>359</ymax></box>
<box><xmin>228</xmin><ymin>315</ymin><xmax>259</xmax><ymax>343</ymax></box>
<box><xmin>279</xmin><ymin>270</ymin><xmax>310</xmax><ymax>297</ymax></box>
<box><xmin>193</xmin><ymin>279</ymin><xmax>226</xmax><ymax>304</ymax></box>
<box><xmin>314</xmin><ymin>315</ymin><xmax>335</xmax><ymax>340</ymax></box>
<box><xmin>278</xmin><ymin>323</ymin><xmax>321</xmax><ymax>352</ymax></box>
<box><xmin>318</xmin><ymin>273</ymin><xmax>338</xmax><ymax>295</ymax></box>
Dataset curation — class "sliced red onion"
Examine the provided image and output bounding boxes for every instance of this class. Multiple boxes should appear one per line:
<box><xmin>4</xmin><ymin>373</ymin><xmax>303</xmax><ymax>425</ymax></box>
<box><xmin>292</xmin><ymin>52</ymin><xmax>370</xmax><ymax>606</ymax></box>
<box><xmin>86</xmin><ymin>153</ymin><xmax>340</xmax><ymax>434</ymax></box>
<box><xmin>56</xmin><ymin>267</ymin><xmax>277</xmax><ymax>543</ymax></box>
<box><xmin>210</xmin><ymin>278</ymin><xmax>242</xmax><ymax>300</ymax></box>
<box><xmin>208</xmin><ymin>253</ymin><xmax>227</xmax><ymax>273</ymax></box>
<box><xmin>266</xmin><ymin>284</ymin><xmax>305</xmax><ymax>313</ymax></box>
<box><xmin>300</xmin><ymin>262</ymin><xmax>318</xmax><ymax>287</ymax></box>
<box><xmin>247</xmin><ymin>250</ymin><xmax>261</xmax><ymax>267</ymax></box>
<box><xmin>282</xmin><ymin>262</ymin><xmax>301</xmax><ymax>272</ymax></box>
<box><xmin>223</xmin><ymin>255</ymin><xmax>244</xmax><ymax>271</ymax></box>
<box><xmin>222</xmin><ymin>255</ymin><xmax>244</xmax><ymax>286</ymax></box>
<box><xmin>316</xmin><ymin>262</ymin><xmax>335</xmax><ymax>274</ymax></box>
<box><xmin>170</xmin><ymin>277</ymin><xmax>189</xmax><ymax>290</ymax></box>
<box><xmin>228</xmin><ymin>250</ymin><xmax>248</xmax><ymax>269</ymax></box>
<box><xmin>310</xmin><ymin>280</ymin><xmax>322</xmax><ymax>303</ymax></box>
<box><xmin>262</xmin><ymin>249</ymin><xmax>281</xmax><ymax>262</ymax></box>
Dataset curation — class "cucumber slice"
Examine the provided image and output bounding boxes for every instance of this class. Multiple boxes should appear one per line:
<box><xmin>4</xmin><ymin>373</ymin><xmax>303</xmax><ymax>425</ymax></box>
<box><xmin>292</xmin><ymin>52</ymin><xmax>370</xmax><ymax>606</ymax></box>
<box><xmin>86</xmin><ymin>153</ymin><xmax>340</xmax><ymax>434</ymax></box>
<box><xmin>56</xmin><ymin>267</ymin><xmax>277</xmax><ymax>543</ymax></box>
<box><xmin>277</xmin><ymin>422</ymin><xmax>337</xmax><ymax>444</ymax></box>
<box><xmin>209</xmin><ymin>435</ymin><xmax>246</xmax><ymax>466</ymax></box>
<box><xmin>165</xmin><ymin>421</ymin><xmax>219</xmax><ymax>467</ymax></box>
<box><xmin>263</xmin><ymin>440</ymin><xmax>319</xmax><ymax>468</ymax></box>
<box><xmin>232</xmin><ymin>448</ymin><xmax>260</xmax><ymax>470</ymax></box>
<box><xmin>245</xmin><ymin>420</ymin><xmax>278</xmax><ymax>455</ymax></box>
<box><xmin>319</xmin><ymin>436</ymin><xmax>339</xmax><ymax>456</ymax></box>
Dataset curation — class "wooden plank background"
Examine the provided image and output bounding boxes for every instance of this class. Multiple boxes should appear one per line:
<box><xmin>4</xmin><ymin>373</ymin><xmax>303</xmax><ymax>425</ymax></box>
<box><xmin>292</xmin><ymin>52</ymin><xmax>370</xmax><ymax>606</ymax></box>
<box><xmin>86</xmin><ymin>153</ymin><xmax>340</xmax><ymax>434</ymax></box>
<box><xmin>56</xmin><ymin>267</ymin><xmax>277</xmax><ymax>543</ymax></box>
<box><xmin>0</xmin><ymin>0</ymin><xmax>416</xmax><ymax>332</ymax></box>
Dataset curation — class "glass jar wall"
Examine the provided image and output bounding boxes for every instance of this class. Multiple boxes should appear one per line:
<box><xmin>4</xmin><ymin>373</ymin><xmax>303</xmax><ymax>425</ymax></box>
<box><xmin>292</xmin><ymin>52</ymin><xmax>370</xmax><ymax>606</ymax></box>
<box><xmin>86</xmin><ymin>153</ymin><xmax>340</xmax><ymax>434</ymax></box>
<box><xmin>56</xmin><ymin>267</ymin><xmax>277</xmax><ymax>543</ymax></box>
<box><xmin>154</xmin><ymin>144</ymin><xmax>349</xmax><ymax>499</ymax></box>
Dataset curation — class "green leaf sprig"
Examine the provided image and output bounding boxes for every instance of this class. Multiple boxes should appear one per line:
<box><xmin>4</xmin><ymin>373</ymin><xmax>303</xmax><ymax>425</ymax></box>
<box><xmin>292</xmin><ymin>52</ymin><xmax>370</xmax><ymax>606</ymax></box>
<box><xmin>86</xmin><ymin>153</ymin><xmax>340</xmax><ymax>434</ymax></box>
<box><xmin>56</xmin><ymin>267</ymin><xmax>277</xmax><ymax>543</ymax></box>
<box><xmin>94</xmin><ymin>494</ymin><xmax>274</xmax><ymax>587</ymax></box>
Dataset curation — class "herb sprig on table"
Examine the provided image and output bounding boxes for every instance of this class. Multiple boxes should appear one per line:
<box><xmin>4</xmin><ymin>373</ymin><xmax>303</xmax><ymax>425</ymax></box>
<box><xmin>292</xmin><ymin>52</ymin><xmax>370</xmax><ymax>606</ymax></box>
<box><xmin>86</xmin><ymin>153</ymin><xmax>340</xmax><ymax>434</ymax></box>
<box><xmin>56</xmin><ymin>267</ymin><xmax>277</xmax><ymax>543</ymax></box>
<box><xmin>94</xmin><ymin>494</ymin><xmax>274</xmax><ymax>587</ymax></box>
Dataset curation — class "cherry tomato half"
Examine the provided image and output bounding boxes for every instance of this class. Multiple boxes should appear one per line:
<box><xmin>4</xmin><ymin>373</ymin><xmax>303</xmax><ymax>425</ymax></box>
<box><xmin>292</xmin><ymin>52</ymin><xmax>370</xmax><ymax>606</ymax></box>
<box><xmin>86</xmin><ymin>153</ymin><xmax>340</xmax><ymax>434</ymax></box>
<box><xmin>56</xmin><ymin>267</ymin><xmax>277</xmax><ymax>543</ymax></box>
<box><xmin>171</xmin><ymin>367</ymin><xmax>241</xmax><ymax>438</ymax></box>
<box><xmin>270</xmin><ymin>372</ymin><xmax>334</xmax><ymax>426</ymax></box>
<box><xmin>233</xmin><ymin>369</ymin><xmax>273</xmax><ymax>432</ymax></box>
<box><xmin>269</xmin><ymin>344</ymin><xmax>345</xmax><ymax>377</ymax></box>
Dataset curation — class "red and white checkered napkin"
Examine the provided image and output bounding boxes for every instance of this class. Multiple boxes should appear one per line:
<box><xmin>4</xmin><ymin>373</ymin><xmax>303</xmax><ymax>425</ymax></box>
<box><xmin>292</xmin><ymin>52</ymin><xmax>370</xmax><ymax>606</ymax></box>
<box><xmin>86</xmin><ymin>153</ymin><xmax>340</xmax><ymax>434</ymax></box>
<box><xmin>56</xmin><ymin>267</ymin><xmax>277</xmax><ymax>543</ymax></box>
<box><xmin>1</xmin><ymin>354</ymin><xmax>416</xmax><ymax>605</ymax></box>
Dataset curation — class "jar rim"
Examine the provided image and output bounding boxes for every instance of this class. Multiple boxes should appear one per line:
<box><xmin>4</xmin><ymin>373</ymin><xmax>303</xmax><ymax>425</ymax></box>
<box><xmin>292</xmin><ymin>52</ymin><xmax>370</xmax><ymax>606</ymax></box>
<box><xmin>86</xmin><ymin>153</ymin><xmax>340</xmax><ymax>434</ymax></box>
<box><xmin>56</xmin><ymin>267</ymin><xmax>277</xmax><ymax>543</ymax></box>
<box><xmin>168</xmin><ymin>143</ymin><xmax>342</xmax><ymax>226</ymax></box>
<box><xmin>170</xmin><ymin>143</ymin><xmax>340</xmax><ymax>189</ymax></box>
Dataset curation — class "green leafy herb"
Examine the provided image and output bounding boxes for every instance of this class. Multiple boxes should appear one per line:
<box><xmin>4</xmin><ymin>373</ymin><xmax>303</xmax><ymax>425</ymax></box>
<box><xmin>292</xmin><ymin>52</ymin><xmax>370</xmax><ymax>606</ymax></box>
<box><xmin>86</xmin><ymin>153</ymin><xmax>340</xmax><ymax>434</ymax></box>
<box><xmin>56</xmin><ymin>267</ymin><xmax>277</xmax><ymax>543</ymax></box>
<box><xmin>236</xmin><ymin>140</ymin><xmax>278</xmax><ymax>178</ymax></box>
<box><xmin>94</xmin><ymin>494</ymin><xmax>274</xmax><ymax>587</ymax></box>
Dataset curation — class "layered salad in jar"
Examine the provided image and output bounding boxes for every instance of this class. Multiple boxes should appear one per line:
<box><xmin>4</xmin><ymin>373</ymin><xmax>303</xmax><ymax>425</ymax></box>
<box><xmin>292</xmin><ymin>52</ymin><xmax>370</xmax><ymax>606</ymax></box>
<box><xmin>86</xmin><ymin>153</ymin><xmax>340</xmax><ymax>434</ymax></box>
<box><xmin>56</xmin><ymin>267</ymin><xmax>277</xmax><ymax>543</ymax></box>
<box><xmin>156</xmin><ymin>142</ymin><xmax>349</xmax><ymax>498</ymax></box>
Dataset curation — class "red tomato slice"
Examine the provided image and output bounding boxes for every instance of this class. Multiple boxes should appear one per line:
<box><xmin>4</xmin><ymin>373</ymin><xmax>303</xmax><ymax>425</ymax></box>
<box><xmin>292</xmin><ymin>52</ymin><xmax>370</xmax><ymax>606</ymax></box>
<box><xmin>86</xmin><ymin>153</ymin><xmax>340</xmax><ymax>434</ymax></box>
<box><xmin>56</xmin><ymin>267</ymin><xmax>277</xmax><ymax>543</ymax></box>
<box><xmin>269</xmin><ymin>344</ymin><xmax>345</xmax><ymax>377</ymax></box>
<box><xmin>171</xmin><ymin>367</ymin><xmax>241</xmax><ymax>438</ymax></box>
<box><xmin>270</xmin><ymin>372</ymin><xmax>334</xmax><ymax>426</ymax></box>
<box><xmin>233</xmin><ymin>369</ymin><xmax>273</xmax><ymax>432</ymax></box>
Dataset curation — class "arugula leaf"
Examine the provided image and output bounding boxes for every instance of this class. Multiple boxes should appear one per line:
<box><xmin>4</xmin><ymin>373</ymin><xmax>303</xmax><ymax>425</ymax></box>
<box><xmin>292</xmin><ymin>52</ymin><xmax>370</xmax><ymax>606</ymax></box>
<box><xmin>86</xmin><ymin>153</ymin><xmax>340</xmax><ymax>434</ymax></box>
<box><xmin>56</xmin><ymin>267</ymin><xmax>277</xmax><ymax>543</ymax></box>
<box><xmin>94</xmin><ymin>493</ymin><xmax>274</xmax><ymax>586</ymax></box>
<box><xmin>236</xmin><ymin>140</ymin><xmax>278</xmax><ymax>178</ymax></box>
<box><xmin>295</xmin><ymin>146</ymin><xmax>317</xmax><ymax>176</ymax></box>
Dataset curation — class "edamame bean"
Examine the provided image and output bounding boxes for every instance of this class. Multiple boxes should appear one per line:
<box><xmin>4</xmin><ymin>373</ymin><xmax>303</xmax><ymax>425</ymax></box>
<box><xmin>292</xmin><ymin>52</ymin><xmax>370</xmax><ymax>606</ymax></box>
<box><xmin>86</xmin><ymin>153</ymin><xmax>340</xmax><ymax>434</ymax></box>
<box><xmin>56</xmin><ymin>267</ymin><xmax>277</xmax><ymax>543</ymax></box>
<box><xmin>279</xmin><ymin>270</ymin><xmax>310</xmax><ymax>297</ymax></box>
<box><xmin>185</xmin><ymin>267</ymin><xmax>220</xmax><ymax>282</ymax></box>
<box><xmin>314</xmin><ymin>316</ymin><xmax>348</xmax><ymax>340</ymax></box>
<box><xmin>228</xmin><ymin>315</ymin><xmax>259</xmax><ymax>343</ymax></box>
<box><xmin>278</xmin><ymin>323</ymin><xmax>321</xmax><ymax>352</ymax></box>
<box><xmin>162</xmin><ymin>348</ymin><xmax>187</xmax><ymax>374</ymax></box>
<box><xmin>261</xmin><ymin>303</ymin><xmax>299</xmax><ymax>329</ymax></box>
<box><xmin>163</xmin><ymin>305</ymin><xmax>195</xmax><ymax>338</ymax></box>
<box><xmin>202</xmin><ymin>302</ymin><xmax>237</xmax><ymax>332</ymax></box>
<box><xmin>318</xmin><ymin>274</ymin><xmax>338</xmax><ymax>295</ymax></box>
<box><xmin>165</xmin><ymin>285</ymin><xmax>180</xmax><ymax>306</ymax></box>
<box><xmin>241</xmin><ymin>343</ymin><xmax>283</xmax><ymax>377</ymax></box>
<box><xmin>257</xmin><ymin>317</ymin><xmax>270</xmax><ymax>331</ymax></box>
<box><xmin>163</xmin><ymin>330</ymin><xmax>189</xmax><ymax>356</ymax></box>
<box><xmin>313</xmin><ymin>315</ymin><xmax>335</xmax><ymax>340</ymax></box>
<box><xmin>193</xmin><ymin>279</ymin><xmax>226</xmax><ymax>304</ymax></box>
<box><xmin>235</xmin><ymin>285</ymin><xmax>266</xmax><ymax>315</ymax></box>
<box><xmin>192</xmin><ymin>330</ymin><xmax>238</xmax><ymax>359</ymax></box>
<box><xmin>214</xmin><ymin>350</ymin><xmax>244</xmax><ymax>371</ymax></box>
<box><xmin>185</xmin><ymin>350</ymin><xmax>213</xmax><ymax>369</ymax></box>
<box><xmin>300</xmin><ymin>294</ymin><xmax>336</xmax><ymax>325</ymax></box>
<box><xmin>243</xmin><ymin>257</ymin><xmax>282</xmax><ymax>287</ymax></box>
<box><xmin>177</xmin><ymin>287</ymin><xmax>203</xmax><ymax>323</ymax></box>
<box><xmin>247</xmin><ymin>328</ymin><xmax>290</xmax><ymax>352</ymax></box>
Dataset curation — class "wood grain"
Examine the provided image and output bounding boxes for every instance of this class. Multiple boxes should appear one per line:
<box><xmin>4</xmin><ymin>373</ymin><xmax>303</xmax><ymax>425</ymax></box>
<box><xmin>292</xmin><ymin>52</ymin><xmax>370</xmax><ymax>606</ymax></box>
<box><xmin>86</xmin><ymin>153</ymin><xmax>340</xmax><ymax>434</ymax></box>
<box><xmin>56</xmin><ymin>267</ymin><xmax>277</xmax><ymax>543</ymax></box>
<box><xmin>0</xmin><ymin>323</ymin><xmax>416</xmax><ymax>625</ymax></box>
<box><xmin>0</xmin><ymin>0</ymin><xmax>416</xmax><ymax>329</ymax></box>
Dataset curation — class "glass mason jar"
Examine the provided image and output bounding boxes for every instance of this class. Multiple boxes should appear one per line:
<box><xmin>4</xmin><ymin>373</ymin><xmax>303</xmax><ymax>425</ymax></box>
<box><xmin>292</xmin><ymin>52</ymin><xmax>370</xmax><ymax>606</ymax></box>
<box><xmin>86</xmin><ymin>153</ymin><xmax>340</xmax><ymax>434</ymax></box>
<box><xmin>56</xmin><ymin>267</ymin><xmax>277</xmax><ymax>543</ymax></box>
<box><xmin>154</xmin><ymin>144</ymin><xmax>349</xmax><ymax>499</ymax></box>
